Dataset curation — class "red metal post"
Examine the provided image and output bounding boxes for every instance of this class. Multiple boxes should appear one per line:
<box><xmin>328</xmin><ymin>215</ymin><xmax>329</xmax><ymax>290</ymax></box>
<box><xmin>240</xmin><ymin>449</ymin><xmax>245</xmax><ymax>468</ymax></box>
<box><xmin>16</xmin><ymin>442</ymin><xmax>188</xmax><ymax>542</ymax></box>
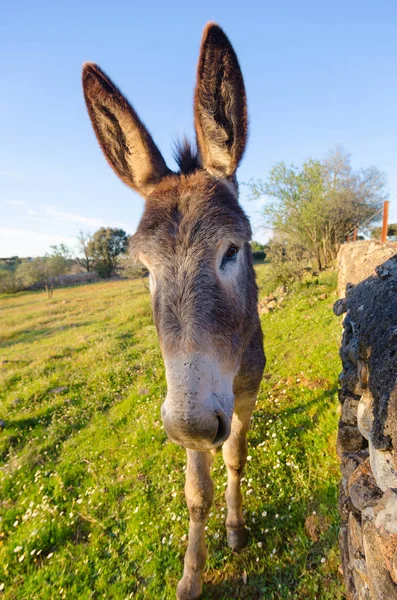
<box><xmin>353</xmin><ymin>226</ymin><xmax>357</xmax><ymax>242</ymax></box>
<box><xmin>381</xmin><ymin>200</ymin><xmax>390</xmax><ymax>242</ymax></box>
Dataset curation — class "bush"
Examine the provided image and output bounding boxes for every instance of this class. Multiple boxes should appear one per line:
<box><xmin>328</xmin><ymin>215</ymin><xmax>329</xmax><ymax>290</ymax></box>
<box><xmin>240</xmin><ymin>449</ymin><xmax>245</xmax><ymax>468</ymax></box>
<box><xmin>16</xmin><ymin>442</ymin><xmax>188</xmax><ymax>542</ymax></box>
<box><xmin>266</xmin><ymin>242</ymin><xmax>312</xmax><ymax>289</ymax></box>
<box><xmin>0</xmin><ymin>271</ymin><xmax>22</xmax><ymax>294</ymax></box>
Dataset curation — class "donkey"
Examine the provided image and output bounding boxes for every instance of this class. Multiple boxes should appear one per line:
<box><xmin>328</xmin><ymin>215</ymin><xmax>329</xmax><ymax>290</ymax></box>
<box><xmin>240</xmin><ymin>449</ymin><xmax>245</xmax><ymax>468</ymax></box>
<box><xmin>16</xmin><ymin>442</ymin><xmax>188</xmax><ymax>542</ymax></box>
<box><xmin>82</xmin><ymin>22</ymin><xmax>266</xmax><ymax>600</ymax></box>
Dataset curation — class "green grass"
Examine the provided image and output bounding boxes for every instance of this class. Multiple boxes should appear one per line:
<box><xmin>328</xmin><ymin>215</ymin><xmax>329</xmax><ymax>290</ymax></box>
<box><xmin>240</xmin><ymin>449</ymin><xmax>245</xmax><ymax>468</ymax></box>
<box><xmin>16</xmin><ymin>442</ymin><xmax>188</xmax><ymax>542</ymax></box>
<box><xmin>0</xmin><ymin>268</ymin><xmax>344</xmax><ymax>599</ymax></box>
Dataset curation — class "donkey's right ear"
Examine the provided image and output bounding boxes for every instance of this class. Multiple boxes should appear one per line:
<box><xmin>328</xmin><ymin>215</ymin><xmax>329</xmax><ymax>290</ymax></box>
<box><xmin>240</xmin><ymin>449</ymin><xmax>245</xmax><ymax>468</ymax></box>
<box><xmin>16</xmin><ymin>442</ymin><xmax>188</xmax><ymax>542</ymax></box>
<box><xmin>82</xmin><ymin>63</ymin><xmax>170</xmax><ymax>196</ymax></box>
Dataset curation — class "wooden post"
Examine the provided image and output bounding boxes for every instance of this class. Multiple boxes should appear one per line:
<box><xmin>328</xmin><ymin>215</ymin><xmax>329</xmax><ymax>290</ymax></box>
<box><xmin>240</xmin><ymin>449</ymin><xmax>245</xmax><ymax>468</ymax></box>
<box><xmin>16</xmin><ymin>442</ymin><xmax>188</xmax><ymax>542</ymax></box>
<box><xmin>381</xmin><ymin>200</ymin><xmax>390</xmax><ymax>242</ymax></box>
<box><xmin>353</xmin><ymin>226</ymin><xmax>357</xmax><ymax>242</ymax></box>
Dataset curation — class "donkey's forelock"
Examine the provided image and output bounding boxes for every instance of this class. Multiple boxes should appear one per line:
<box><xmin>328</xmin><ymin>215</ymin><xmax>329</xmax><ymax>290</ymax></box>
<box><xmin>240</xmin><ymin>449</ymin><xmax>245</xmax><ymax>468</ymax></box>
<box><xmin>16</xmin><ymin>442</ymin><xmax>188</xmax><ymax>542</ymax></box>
<box><xmin>173</xmin><ymin>138</ymin><xmax>200</xmax><ymax>175</ymax></box>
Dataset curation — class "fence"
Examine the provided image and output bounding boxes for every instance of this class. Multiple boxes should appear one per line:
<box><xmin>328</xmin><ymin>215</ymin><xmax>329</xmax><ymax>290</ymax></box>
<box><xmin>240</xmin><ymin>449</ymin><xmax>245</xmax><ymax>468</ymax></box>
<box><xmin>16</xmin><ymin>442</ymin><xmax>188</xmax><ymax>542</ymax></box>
<box><xmin>347</xmin><ymin>200</ymin><xmax>394</xmax><ymax>243</ymax></box>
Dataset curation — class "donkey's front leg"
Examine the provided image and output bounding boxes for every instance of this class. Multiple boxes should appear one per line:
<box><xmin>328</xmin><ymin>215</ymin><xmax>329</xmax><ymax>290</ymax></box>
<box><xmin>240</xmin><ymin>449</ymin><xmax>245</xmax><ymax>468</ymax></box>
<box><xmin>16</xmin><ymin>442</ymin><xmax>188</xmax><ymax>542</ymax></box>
<box><xmin>177</xmin><ymin>449</ymin><xmax>213</xmax><ymax>600</ymax></box>
<box><xmin>222</xmin><ymin>395</ymin><xmax>256</xmax><ymax>551</ymax></box>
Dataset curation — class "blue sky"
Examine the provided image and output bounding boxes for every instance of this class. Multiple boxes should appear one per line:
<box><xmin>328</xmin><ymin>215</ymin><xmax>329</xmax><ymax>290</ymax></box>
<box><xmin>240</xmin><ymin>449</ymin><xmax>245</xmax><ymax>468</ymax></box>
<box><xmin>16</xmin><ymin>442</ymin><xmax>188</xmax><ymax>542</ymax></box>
<box><xmin>1</xmin><ymin>0</ymin><xmax>397</xmax><ymax>257</ymax></box>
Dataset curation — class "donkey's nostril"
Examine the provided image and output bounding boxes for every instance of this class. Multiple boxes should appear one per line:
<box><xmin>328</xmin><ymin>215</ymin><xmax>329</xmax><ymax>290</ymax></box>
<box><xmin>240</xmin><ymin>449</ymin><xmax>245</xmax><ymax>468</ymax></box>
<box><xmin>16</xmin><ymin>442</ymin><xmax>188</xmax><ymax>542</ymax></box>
<box><xmin>213</xmin><ymin>412</ymin><xmax>230</xmax><ymax>446</ymax></box>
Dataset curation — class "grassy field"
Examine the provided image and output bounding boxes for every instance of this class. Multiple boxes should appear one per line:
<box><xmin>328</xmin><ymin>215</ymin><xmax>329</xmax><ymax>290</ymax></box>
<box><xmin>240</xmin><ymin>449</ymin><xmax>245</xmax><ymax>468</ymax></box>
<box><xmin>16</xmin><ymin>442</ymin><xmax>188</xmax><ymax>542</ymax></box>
<box><xmin>0</xmin><ymin>267</ymin><xmax>344</xmax><ymax>599</ymax></box>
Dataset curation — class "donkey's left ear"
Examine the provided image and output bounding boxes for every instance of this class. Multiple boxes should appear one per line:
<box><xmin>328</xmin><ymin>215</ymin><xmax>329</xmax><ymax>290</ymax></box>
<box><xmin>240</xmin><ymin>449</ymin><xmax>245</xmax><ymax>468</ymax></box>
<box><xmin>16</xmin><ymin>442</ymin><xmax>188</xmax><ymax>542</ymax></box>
<box><xmin>194</xmin><ymin>23</ymin><xmax>248</xmax><ymax>179</ymax></box>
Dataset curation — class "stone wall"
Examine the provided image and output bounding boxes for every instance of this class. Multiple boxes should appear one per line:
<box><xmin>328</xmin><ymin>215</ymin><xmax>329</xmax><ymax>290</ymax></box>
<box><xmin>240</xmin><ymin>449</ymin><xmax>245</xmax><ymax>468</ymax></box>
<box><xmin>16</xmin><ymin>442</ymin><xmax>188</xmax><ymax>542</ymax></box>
<box><xmin>334</xmin><ymin>245</ymin><xmax>397</xmax><ymax>599</ymax></box>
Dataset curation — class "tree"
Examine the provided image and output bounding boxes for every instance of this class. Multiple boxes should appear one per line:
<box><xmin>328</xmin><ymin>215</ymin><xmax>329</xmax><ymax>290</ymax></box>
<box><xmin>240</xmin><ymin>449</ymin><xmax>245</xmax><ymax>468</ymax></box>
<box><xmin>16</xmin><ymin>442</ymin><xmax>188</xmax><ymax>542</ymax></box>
<box><xmin>371</xmin><ymin>223</ymin><xmax>397</xmax><ymax>240</ymax></box>
<box><xmin>0</xmin><ymin>270</ymin><xmax>22</xmax><ymax>293</ymax></box>
<box><xmin>250</xmin><ymin>159</ymin><xmax>328</xmax><ymax>270</ymax></box>
<box><xmin>50</xmin><ymin>243</ymin><xmax>73</xmax><ymax>260</ymax></box>
<box><xmin>321</xmin><ymin>147</ymin><xmax>387</xmax><ymax>257</ymax></box>
<box><xmin>75</xmin><ymin>230</ymin><xmax>93</xmax><ymax>272</ymax></box>
<box><xmin>87</xmin><ymin>227</ymin><xmax>129</xmax><ymax>278</ymax></box>
<box><xmin>248</xmin><ymin>147</ymin><xmax>387</xmax><ymax>271</ymax></box>
<box><xmin>250</xmin><ymin>241</ymin><xmax>267</xmax><ymax>261</ymax></box>
<box><xmin>16</xmin><ymin>254</ymin><xmax>70</xmax><ymax>297</ymax></box>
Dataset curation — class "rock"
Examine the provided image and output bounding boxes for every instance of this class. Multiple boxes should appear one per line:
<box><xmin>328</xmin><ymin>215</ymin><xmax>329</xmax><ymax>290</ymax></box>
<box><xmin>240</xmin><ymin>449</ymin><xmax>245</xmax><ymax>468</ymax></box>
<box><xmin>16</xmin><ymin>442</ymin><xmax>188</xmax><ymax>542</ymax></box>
<box><xmin>337</xmin><ymin>240</ymin><xmax>397</xmax><ymax>297</ymax></box>
<box><xmin>372</xmin><ymin>392</ymin><xmax>395</xmax><ymax>452</ymax></box>
<box><xmin>333</xmin><ymin>298</ymin><xmax>348</xmax><ymax>316</ymax></box>
<box><xmin>0</xmin><ymin>420</ymin><xmax>6</xmax><ymax>430</ymax></box>
<box><xmin>138</xmin><ymin>388</ymin><xmax>150</xmax><ymax>396</ymax></box>
<box><xmin>342</xmin><ymin>398</ymin><xmax>360</xmax><ymax>426</ymax></box>
<box><xmin>373</xmin><ymin>489</ymin><xmax>397</xmax><ymax>583</ymax></box>
<box><xmin>258</xmin><ymin>304</ymin><xmax>270</xmax><ymax>315</ymax></box>
<box><xmin>258</xmin><ymin>288</ymin><xmax>289</xmax><ymax>315</ymax></box>
<box><xmin>358</xmin><ymin>361</ymin><xmax>369</xmax><ymax>390</ymax></box>
<box><xmin>337</xmin><ymin>422</ymin><xmax>364</xmax><ymax>456</ymax></box>
<box><xmin>304</xmin><ymin>513</ymin><xmax>331</xmax><ymax>542</ymax></box>
<box><xmin>348</xmin><ymin>458</ymin><xmax>383</xmax><ymax>512</ymax></box>
<box><xmin>376</xmin><ymin>255</ymin><xmax>397</xmax><ymax>280</ymax></box>
<box><xmin>347</xmin><ymin>338</ymin><xmax>360</xmax><ymax>366</ymax></box>
<box><xmin>339</xmin><ymin>368</ymin><xmax>361</xmax><ymax>394</ymax></box>
<box><xmin>370</xmin><ymin>442</ymin><xmax>397</xmax><ymax>493</ymax></box>
<box><xmin>340</xmin><ymin>450</ymin><xmax>369</xmax><ymax>479</ymax></box>
<box><xmin>49</xmin><ymin>386</ymin><xmax>68</xmax><ymax>394</ymax></box>
<box><xmin>362</xmin><ymin>517</ymin><xmax>397</xmax><ymax>598</ymax></box>
<box><xmin>393</xmin><ymin>553</ymin><xmax>397</xmax><ymax>587</ymax></box>
<box><xmin>339</xmin><ymin>525</ymin><xmax>357</xmax><ymax>598</ymax></box>
<box><xmin>346</xmin><ymin>282</ymin><xmax>356</xmax><ymax>296</ymax></box>
<box><xmin>386</xmin><ymin>386</ymin><xmax>397</xmax><ymax>455</ymax></box>
<box><xmin>338</xmin><ymin>389</ymin><xmax>361</xmax><ymax>405</ymax></box>
<box><xmin>347</xmin><ymin>513</ymin><xmax>372</xmax><ymax>597</ymax></box>
<box><xmin>352</xmin><ymin>560</ymin><xmax>371</xmax><ymax>600</ymax></box>
<box><xmin>348</xmin><ymin>512</ymin><xmax>364</xmax><ymax>558</ymax></box>
<box><xmin>275</xmin><ymin>285</ymin><xmax>288</xmax><ymax>297</ymax></box>
<box><xmin>339</xmin><ymin>478</ymin><xmax>360</xmax><ymax>521</ymax></box>
<box><xmin>357</xmin><ymin>391</ymin><xmax>374</xmax><ymax>441</ymax></box>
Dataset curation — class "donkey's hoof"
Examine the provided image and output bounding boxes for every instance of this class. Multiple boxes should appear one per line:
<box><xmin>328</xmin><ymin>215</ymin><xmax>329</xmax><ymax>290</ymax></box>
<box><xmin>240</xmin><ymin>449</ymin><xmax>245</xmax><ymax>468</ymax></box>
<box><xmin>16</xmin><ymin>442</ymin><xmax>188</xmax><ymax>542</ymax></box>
<box><xmin>227</xmin><ymin>526</ymin><xmax>248</xmax><ymax>551</ymax></box>
<box><xmin>176</xmin><ymin>576</ymin><xmax>202</xmax><ymax>600</ymax></box>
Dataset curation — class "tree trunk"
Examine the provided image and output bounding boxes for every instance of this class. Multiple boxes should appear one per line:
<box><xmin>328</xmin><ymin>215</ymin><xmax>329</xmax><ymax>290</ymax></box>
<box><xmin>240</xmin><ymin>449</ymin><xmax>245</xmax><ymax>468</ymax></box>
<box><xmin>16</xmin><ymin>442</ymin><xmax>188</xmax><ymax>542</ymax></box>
<box><xmin>316</xmin><ymin>247</ymin><xmax>323</xmax><ymax>271</ymax></box>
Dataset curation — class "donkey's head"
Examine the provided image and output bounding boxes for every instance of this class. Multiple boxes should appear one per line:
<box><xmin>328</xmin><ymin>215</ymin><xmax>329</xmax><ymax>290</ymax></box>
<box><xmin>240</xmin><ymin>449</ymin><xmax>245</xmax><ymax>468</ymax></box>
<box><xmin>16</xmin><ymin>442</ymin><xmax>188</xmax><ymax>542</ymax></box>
<box><xmin>83</xmin><ymin>24</ymin><xmax>258</xmax><ymax>451</ymax></box>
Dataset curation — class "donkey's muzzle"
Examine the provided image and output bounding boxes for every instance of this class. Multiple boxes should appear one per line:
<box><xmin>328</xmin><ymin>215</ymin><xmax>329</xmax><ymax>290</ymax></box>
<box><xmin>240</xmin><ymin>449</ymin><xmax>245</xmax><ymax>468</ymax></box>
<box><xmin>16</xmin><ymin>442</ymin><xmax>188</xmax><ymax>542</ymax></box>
<box><xmin>161</xmin><ymin>401</ymin><xmax>231</xmax><ymax>450</ymax></box>
<box><xmin>161</xmin><ymin>353</ymin><xmax>235</xmax><ymax>450</ymax></box>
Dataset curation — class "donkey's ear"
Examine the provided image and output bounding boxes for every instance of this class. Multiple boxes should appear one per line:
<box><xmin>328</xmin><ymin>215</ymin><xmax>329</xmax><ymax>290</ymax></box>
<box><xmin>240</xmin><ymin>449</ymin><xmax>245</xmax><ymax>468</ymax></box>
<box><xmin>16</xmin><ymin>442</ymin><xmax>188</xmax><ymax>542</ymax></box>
<box><xmin>82</xmin><ymin>63</ymin><xmax>170</xmax><ymax>196</ymax></box>
<box><xmin>194</xmin><ymin>23</ymin><xmax>248</xmax><ymax>179</ymax></box>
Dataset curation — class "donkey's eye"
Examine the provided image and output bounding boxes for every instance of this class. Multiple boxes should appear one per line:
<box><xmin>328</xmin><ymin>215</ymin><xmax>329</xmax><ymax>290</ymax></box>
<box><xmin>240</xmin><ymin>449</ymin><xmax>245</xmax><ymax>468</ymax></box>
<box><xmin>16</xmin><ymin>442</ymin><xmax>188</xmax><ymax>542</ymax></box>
<box><xmin>225</xmin><ymin>245</ymin><xmax>239</xmax><ymax>260</ymax></box>
<box><xmin>221</xmin><ymin>245</ymin><xmax>239</xmax><ymax>268</ymax></box>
